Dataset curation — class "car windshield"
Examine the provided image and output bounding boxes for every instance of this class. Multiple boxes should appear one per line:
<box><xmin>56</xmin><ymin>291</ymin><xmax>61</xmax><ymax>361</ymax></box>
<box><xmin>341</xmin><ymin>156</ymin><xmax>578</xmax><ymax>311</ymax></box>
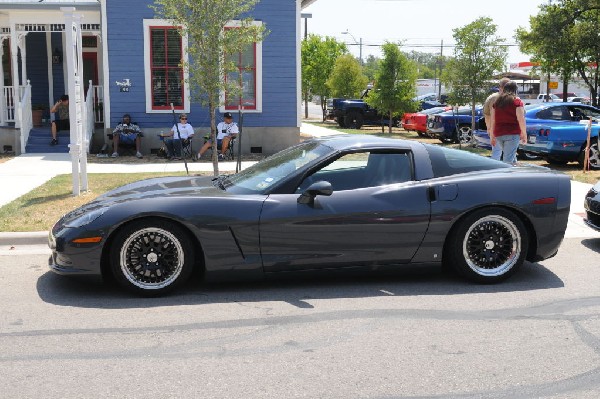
<box><xmin>224</xmin><ymin>141</ymin><xmax>332</xmax><ymax>194</ymax></box>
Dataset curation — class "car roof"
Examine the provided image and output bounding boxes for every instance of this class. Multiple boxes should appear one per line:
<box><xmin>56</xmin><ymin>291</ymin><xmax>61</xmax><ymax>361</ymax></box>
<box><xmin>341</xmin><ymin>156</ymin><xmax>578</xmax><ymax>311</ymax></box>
<box><xmin>311</xmin><ymin>134</ymin><xmax>418</xmax><ymax>152</ymax></box>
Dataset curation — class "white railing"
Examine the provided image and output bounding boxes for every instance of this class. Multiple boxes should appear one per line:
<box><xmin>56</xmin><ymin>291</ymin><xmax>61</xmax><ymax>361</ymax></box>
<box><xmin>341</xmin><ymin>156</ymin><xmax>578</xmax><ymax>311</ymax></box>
<box><xmin>84</xmin><ymin>80</ymin><xmax>94</xmax><ymax>153</ymax></box>
<box><xmin>2</xmin><ymin>86</ymin><xmax>17</xmax><ymax>123</ymax></box>
<box><xmin>91</xmin><ymin>85</ymin><xmax>103</xmax><ymax>124</ymax></box>
<box><xmin>17</xmin><ymin>81</ymin><xmax>32</xmax><ymax>154</ymax></box>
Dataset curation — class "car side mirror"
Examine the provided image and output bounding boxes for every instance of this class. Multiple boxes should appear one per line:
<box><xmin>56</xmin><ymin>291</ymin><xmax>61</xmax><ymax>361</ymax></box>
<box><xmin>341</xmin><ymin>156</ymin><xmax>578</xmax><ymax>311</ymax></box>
<box><xmin>297</xmin><ymin>181</ymin><xmax>333</xmax><ymax>205</ymax></box>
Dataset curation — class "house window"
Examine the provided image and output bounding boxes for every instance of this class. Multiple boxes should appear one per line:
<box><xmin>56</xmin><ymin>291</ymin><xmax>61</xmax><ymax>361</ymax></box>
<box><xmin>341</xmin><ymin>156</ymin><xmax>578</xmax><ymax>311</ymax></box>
<box><xmin>150</xmin><ymin>27</ymin><xmax>183</xmax><ymax>109</ymax></box>
<box><xmin>220</xmin><ymin>21</ymin><xmax>263</xmax><ymax>114</ymax></box>
<box><xmin>143</xmin><ymin>20</ymin><xmax>189</xmax><ymax>113</ymax></box>
<box><xmin>225</xmin><ymin>42</ymin><xmax>257</xmax><ymax>110</ymax></box>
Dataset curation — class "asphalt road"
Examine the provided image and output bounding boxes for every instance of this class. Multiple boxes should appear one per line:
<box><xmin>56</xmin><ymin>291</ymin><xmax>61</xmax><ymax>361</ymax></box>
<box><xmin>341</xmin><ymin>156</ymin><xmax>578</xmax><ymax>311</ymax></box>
<box><xmin>1</xmin><ymin>237</ymin><xmax>600</xmax><ymax>399</ymax></box>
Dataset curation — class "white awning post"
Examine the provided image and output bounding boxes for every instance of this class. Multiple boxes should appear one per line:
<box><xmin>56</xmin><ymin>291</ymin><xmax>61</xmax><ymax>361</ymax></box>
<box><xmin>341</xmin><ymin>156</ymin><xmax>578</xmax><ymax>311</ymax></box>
<box><xmin>62</xmin><ymin>7</ymin><xmax>87</xmax><ymax>195</ymax></box>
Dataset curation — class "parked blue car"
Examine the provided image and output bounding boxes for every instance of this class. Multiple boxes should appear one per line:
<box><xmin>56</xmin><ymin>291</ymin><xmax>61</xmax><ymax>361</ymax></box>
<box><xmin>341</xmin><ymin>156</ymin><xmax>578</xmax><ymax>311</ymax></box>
<box><xmin>473</xmin><ymin>102</ymin><xmax>600</xmax><ymax>167</ymax></box>
<box><xmin>427</xmin><ymin>106</ymin><xmax>484</xmax><ymax>144</ymax></box>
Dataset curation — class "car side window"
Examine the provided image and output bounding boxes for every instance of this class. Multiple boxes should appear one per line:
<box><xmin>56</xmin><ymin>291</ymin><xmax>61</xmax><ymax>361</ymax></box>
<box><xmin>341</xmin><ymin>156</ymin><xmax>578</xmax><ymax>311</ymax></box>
<box><xmin>537</xmin><ymin>106</ymin><xmax>570</xmax><ymax>121</ymax></box>
<box><xmin>576</xmin><ymin>106</ymin><xmax>600</xmax><ymax>121</ymax></box>
<box><xmin>296</xmin><ymin>151</ymin><xmax>413</xmax><ymax>193</ymax></box>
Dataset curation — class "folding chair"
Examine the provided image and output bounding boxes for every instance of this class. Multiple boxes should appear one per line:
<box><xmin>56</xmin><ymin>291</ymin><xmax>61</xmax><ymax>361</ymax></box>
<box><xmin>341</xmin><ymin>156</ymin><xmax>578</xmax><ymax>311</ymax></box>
<box><xmin>181</xmin><ymin>138</ymin><xmax>194</xmax><ymax>159</ymax></box>
<box><xmin>202</xmin><ymin>135</ymin><xmax>236</xmax><ymax>160</ymax></box>
<box><xmin>107</xmin><ymin>124</ymin><xmax>142</xmax><ymax>156</ymax></box>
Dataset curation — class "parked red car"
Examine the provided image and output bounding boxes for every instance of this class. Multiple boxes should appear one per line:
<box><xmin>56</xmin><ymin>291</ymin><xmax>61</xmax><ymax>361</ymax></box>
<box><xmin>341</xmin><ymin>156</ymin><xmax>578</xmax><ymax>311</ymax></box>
<box><xmin>402</xmin><ymin>107</ymin><xmax>450</xmax><ymax>137</ymax></box>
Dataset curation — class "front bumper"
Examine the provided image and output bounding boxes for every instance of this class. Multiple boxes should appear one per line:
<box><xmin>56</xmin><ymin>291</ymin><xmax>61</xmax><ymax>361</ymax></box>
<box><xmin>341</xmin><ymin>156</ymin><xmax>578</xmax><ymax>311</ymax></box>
<box><xmin>48</xmin><ymin>228</ymin><xmax>105</xmax><ymax>276</ymax></box>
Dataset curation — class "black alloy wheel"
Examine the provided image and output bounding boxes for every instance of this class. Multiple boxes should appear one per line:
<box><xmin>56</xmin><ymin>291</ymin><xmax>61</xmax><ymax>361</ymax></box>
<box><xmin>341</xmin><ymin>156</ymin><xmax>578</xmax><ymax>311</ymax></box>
<box><xmin>110</xmin><ymin>219</ymin><xmax>195</xmax><ymax>296</ymax></box>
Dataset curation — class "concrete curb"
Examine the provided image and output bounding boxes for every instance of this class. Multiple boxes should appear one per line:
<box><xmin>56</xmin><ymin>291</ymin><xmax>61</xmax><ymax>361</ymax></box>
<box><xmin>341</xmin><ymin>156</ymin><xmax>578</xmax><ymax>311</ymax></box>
<box><xmin>0</xmin><ymin>231</ymin><xmax>48</xmax><ymax>246</ymax></box>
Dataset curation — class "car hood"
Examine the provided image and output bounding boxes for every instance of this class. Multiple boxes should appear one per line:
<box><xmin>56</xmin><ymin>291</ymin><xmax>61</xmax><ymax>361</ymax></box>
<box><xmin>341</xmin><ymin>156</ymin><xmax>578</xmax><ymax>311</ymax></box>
<box><xmin>94</xmin><ymin>175</ymin><xmax>221</xmax><ymax>203</ymax></box>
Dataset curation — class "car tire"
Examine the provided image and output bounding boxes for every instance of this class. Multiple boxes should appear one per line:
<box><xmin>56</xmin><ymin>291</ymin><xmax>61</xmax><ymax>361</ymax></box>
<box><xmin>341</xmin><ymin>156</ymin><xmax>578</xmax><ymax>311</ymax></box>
<box><xmin>337</xmin><ymin>117</ymin><xmax>346</xmax><ymax>128</ymax></box>
<box><xmin>578</xmin><ymin>142</ymin><xmax>600</xmax><ymax>170</ymax></box>
<box><xmin>455</xmin><ymin>125</ymin><xmax>472</xmax><ymax>144</ymax></box>
<box><xmin>110</xmin><ymin>219</ymin><xmax>195</xmax><ymax>296</ymax></box>
<box><xmin>344</xmin><ymin>112</ymin><xmax>364</xmax><ymax>129</ymax></box>
<box><xmin>444</xmin><ymin>207</ymin><xmax>528</xmax><ymax>284</ymax></box>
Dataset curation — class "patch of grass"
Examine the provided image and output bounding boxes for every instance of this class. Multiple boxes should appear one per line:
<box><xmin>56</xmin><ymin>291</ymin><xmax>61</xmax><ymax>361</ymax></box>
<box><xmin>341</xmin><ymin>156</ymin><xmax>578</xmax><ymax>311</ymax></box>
<box><xmin>0</xmin><ymin>172</ymin><xmax>193</xmax><ymax>232</ymax></box>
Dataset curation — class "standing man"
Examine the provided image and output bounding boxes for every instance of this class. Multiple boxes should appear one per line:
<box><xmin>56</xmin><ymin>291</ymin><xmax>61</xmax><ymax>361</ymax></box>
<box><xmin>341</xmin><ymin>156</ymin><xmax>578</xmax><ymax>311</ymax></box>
<box><xmin>483</xmin><ymin>78</ymin><xmax>510</xmax><ymax>160</ymax></box>
<box><xmin>49</xmin><ymin>95</ymin><xmax>69</xmax><ymax>145</ymax></box>
<box><xmin>195</xmin><ymin>112</ymin><xmax>239</xmax><ymax>161</ymax></box>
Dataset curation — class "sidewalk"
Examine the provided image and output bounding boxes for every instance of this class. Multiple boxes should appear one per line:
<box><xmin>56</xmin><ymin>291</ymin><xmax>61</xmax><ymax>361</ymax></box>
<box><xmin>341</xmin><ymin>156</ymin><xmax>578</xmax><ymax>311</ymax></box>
<box><xmin>0</xmin><ymin>121</ymin><xmax>598</xmax><ymax>246</ymax></box>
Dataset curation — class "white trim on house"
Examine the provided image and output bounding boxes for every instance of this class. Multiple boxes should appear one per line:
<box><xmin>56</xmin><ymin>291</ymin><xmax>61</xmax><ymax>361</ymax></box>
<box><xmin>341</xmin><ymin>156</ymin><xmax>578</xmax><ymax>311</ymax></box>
<box><xmin>218</xmin><ymin>20</ymin><xmax>263</xmax><ymax>114</ymax></box>
<box><xmin>99</xmin><ymin>0</ymin><xmax>110</xmax><ymax>127</ymax></box>
<box><xmin>296</xmin><ymin>0</ymin><xmax>301</xmax><ymax>128</ymax></box>
<box><xmin>143</xmin><ymin>19</ymin><xmax>190</xmax><ymax>114</ymax></box>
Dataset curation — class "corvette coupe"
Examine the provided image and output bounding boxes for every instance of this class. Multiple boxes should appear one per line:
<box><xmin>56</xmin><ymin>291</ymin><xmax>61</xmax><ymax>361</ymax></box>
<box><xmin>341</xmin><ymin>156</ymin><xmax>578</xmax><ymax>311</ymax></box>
<box><xmin>49</xmin><ymin>135</ymin><xmax>571</xmax><ymax>296</ymax></box>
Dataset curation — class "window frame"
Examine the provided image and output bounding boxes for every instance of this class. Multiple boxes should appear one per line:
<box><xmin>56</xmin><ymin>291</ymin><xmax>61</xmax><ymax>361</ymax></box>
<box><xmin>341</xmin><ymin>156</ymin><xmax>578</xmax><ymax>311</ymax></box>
<box><xmin>219</xmin><ymin>20</ymin><xmax>263</xmax><ymax>114</ymax></box>
<box><xmin>143</xmin><ymin>19</ymin><xmax>190</xmax><ymax>113</ymax></box>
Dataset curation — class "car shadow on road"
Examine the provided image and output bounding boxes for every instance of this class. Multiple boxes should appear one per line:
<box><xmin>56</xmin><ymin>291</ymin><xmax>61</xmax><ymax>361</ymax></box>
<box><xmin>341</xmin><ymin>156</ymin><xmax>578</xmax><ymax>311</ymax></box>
<box><xmin>36</xmin><ymin>261</ymin><xmax>564</xmax><ymax>309</ymax></box>
<box><xmin>581</xmin><ymin>238</ymin><xmax>600</xmax><ymax>253</ymax></box>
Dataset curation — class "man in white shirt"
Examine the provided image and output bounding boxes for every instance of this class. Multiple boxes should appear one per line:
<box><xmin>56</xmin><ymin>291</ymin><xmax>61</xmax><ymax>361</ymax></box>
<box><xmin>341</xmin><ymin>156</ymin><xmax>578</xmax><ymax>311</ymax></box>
<box><xmin>195</xmin><ymin>112</ymin><xmax>239</xmax><ymax>161</ymax></box>
<box><xmin>161</xmin><ymin>113</ymin><xmax>194</xmax><ymax>160</ymax></box>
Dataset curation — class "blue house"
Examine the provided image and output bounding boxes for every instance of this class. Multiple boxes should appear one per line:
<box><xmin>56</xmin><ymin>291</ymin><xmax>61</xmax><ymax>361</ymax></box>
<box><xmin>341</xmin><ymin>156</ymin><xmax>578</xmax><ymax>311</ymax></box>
<box><xmin>0</xmin><ymin>0</ymin><xmax>316</xmax><ymax>155</ymax></box>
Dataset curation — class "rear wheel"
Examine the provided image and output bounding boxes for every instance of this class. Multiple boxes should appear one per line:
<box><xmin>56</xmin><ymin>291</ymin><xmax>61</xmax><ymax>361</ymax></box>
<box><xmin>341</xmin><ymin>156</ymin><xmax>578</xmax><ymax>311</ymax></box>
<box><xmin>110</xmin><ymin>219</ymin><xmax>195</xmax><ymax>296</ymax></box>
<box><xmin>578</xmin><ymin>142</ymin><xmax>600</xmax><ymax>170</ymax></box>
<box><xmin>337</xmin><ymin>117</ymin><xmax>346</xmax><ymax>128</ymax></box>
<box><xmin>344</xmin><ymin>111</ymin><xmax>364</xmax><ymax>129</ymax></box>
<box><xmin>444</xmin><ymin>207</ymin><xmax>528</xmax><ymax>283</ymax></box>
<box><xmin>455</xmin><ymin>125</ymin><xmax>473</xmax><ymax>144</ymax></box>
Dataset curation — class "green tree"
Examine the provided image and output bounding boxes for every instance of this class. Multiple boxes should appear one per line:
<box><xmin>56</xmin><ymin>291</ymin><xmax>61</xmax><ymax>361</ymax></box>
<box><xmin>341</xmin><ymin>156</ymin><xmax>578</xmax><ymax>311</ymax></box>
<box><xmin>362</xmin><ymin>54</ymin><xmax>381</xmax><ymax>82</ymax></box>
<box><xmin>442</xmin><ymin>17</ymin><xmax>507</xmax><ymax>137</ymax></box>
<box><xmin>326</xmin><ymin>54</ymin><xmax>368</xmax><ymax>99</ymax></box>
<box><xmin>517</xmin><ymin>0</ymin><xmax>600</xmax><ymax>106</ymax></box>
<box><xmin>366</xmin><ymin>42</ymin><xmax>418</xmax><ymax>133</ymax></box>
<box><xmin>301</xmin><ymin>34</ymin><xmax>347</xmax><ymax>120</ymax></box>
<box><xmin>153</xmin><ymin>0</ymin><xmax>266</xmax><ymax>176</ymax></box>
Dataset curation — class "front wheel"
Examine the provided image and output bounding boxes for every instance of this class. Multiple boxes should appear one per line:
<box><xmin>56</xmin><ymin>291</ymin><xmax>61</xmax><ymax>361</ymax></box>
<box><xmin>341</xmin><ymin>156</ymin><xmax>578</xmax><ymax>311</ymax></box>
<box><xmin>444</xmin><ymin>208</ymin><xmax>528</xmax><ymax>283</ymax></box>
<box><xmin>110</xmin><ymin>219</ymin><xmax>195</xmax><ymax>296</ymax></box>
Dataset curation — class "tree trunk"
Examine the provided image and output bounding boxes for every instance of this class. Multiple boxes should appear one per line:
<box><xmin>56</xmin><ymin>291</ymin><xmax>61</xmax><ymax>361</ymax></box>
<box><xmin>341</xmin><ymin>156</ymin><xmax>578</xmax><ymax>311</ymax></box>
<box><xmin>304</xmin><ymin>90</ymin><xmax>309</xmax><ymax>119</ymax></box>
<box><xmin>209</xmin><ymin>103</ymin><xmax>218</xmax><ymax>177</ymax></box>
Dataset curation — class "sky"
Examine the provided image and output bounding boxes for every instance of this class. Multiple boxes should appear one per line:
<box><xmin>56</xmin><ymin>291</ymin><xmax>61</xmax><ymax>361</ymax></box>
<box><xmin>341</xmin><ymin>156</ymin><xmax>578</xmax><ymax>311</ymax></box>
<box><xmin>302</xmin><ymin>0</ymin><xmax>550</xmax><ymax>67</ymax></box>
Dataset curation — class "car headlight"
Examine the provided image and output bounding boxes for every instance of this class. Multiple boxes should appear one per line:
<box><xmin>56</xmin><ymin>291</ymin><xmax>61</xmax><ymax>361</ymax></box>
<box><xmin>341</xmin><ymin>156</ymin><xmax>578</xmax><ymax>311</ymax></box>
<box><xmin>64</xmin><ymin>208</ymin><xmax>108</xmax><ymax>228</ymax></box>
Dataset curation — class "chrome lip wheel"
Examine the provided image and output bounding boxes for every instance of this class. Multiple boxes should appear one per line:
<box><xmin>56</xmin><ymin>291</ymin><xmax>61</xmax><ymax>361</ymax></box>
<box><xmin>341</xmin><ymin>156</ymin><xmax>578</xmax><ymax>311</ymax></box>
<box><xmin>462</xmin><ymin>215</ymin><xmax>520</xmax><ymax>277</ymax></box>
<box><xmin>120</xmin><ymin>227</ymin><xmax>184</xmax><ymax>290</ymax></box>
<box><xmin>458</xmin><ymin>126</ymin><xmax>472</xmax><ymax>144</ymax></box>
<box><xmin>589</xmin><ymin>143</ymin><xmax>599</xmax><ymax>169</ymax></box>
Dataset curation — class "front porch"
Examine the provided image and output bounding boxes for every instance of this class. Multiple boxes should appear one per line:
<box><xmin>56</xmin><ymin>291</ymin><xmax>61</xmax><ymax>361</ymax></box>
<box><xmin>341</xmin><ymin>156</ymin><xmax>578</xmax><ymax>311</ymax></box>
<box><xmin>0</xmin><ymin>2</ymin><xmax>106</xmax><ymax>154</ymax></box>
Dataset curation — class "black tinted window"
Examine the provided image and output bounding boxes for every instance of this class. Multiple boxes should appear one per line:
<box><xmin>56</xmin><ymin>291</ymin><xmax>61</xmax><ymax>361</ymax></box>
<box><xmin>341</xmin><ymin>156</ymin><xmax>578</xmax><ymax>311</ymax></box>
<box><xmin>425</xmin><ymin>144</ymin><xmax>509</xmax><ymax>178</ymax></box>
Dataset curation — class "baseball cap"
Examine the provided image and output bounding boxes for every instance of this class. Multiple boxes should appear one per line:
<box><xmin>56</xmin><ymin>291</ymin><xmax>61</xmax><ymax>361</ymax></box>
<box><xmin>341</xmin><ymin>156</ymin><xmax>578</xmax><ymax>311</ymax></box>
<box><xmin>223</xmin><ymin>112</ymin><xmax>233</xmax><ymax>119</ymax></box>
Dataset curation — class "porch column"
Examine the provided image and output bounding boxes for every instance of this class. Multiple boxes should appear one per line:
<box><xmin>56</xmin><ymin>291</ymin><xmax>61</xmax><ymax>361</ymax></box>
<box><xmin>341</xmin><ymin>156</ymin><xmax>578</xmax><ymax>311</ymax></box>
<box><xmin>10</xmin><ymin>25</ymin><xmax>19</xmax><ymax>129</ymax></box>
<box><xmin>18</xmin><ymin>34</ymin><xmax>27</xmax><ymax>86</ymax></box>
<box><xmin>0</xmin><ymin>37</ymin><xmax>5</xmax><ymax>126</ymax></box>
<box><xmin>46</xmin><ymin>32</ymin><xmax>54</xmax><ymax>109</ymax></box>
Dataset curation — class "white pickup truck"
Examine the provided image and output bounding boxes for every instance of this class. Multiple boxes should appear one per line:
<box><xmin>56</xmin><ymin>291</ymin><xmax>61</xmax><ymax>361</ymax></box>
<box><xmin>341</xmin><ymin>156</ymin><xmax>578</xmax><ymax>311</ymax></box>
<box><xmin>522</xmin><ymin>93</ymin><xmax>560</xmax><ymax>105</ymax></box>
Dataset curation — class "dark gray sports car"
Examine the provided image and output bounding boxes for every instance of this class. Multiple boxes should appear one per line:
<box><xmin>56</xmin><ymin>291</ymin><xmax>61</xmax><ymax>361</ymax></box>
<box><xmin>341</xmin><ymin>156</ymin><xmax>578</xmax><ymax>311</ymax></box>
<box><xmin>49</xmin><ymin>135</ymin><xmax>571</xmax><ymax>295</ymax></box>
<box><xmin>584</xmin><ymin>180</ymin><xmax>600</xmax><ymax>231</ymax></box>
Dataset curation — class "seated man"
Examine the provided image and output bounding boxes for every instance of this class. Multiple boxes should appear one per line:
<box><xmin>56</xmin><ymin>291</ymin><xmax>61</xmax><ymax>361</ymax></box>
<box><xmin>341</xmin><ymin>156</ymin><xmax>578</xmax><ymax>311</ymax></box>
<box><xmin>195</xmin><ymin>112</ymin><xmax>238</xmax><ymax>161</ymax></box>
<box><xmin>161</xmin><ymin>113</ymin><xmax>194</xmax><ymax>160</ymax></box>
<box><xmin>112</xmin><ymin>114</ymin><xmax>143</xmax><ymax>158</ymax></box>
<box><xmin>50</xmin><ymin>94</ymin><xmax>69</xmax><ymax>145</ymax></box>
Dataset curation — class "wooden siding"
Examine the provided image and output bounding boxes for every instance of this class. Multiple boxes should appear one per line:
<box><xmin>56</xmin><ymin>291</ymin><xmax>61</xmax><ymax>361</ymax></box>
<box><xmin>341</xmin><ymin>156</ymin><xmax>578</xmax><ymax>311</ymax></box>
<box><xmin>106</xmin><ymin>0</ymin><xmax>298</xmax><ymax>129</ymax></box>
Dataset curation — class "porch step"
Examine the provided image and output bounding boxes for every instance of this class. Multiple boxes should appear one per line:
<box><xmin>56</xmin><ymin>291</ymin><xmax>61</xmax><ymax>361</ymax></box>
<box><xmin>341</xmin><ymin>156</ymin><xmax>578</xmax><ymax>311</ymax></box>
<box><xmin>25</xmin><ymin>127</ymin><xmax>70</xmax><ymax>154</ymax></box>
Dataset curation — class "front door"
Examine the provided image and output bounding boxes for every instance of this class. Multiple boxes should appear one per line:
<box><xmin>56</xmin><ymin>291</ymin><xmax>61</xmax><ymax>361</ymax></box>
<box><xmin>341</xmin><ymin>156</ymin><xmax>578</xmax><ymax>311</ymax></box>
<box><xmin>258</xmin><ymin>151</ymin><xmax>431</xmax><ymax>272</ymax></box>
<box><xmin>82</xmin><ymin>52</ymin><xmax>98</xmax><ymax>96</ymax></box>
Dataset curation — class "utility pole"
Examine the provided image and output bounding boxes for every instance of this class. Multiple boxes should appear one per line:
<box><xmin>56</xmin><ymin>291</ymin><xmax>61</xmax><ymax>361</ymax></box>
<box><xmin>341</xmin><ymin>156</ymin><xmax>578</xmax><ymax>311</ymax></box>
<box><xmin>438</xmin><ymin>39</ymin><xmax>443</xmax><ymax>99</ymax></box>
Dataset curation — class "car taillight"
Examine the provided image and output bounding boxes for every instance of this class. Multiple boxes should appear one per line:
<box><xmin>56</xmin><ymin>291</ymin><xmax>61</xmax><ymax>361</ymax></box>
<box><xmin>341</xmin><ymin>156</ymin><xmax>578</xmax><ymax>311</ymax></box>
<box><xmin>538</xmin><ymin>129</ymin><xmax>550</xmax><ymax>136</ymax></box>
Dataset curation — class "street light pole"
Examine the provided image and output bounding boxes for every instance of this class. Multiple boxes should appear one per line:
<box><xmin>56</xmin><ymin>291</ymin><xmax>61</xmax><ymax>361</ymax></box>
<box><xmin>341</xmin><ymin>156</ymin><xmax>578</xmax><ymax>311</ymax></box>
<box><xmin>341</xmin><ymin>30</ymin><xmax>362</xmax><ymax>65</ymax></box>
